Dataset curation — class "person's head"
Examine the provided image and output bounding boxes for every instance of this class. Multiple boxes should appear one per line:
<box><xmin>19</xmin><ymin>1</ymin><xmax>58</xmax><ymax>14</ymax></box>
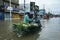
<box><xmin>25</xmin><ymin>12</ymin><xmax>30</xmax><ymax>16</ymax></box>
<box><xmin>29</xmin><ymin>14</ymin><xmax>33</xmax><ymax>18</ymax></box>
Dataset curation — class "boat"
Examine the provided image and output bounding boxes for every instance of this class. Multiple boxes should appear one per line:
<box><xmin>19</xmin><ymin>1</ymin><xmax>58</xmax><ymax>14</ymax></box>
<box><xmin>13</xmin><ymin>22</ymin><xmax>41</xmax><ymax>37</ymax></box>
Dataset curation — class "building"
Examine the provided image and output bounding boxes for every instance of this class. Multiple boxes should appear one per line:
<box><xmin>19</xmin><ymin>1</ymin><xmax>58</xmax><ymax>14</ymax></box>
<box><xmin>19</xmin><ymin>4</ymin><xmax>30</xmax><ymax>13</ymax></box>
<box><xmin>3</xmin><ymin>0</ymin><xmax>20</xmax><ymax>20</ymax></box>
<box><xmin>0</xmin><ymin>0</ymin><xmax>4</xmax><ymax>20</ymax></box>
<box><xmin>39</xmin><ymin>9</ymin><xmax>45</xmax><ymax>18</ymax></box>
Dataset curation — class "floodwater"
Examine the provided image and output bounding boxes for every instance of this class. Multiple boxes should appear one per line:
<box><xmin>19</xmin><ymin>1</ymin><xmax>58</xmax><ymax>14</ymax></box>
<box><xmin>0</xmin><ymin>17</ymin><xmax>60</xmax><ymax>40</ymax></box>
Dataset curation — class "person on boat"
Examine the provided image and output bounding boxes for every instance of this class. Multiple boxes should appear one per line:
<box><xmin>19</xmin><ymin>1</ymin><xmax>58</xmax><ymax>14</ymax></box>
<box><xmin>24</xmin><ymin>12</ymin><xmax>30</xmax><ymax>23</ymax></box>
<box><xmin>33</xmin><ymin>14</ymin><xmax>42</xmax><ymax>27</ymax></box>
<box><xmin>29</xmin><ymin>14</ymin><xmax>33</xmax><ymax>23</ymax></box>
<box><xmin>24</xmin><ymin>12</ymin><xmax>33</xmax><ymax>23</ymax></box>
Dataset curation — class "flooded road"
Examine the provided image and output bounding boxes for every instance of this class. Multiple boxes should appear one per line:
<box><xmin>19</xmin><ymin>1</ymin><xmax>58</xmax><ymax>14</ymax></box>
<box><xmin>0</xmin><ymin>17</ymin><xmax>60</xmax><ymax>40</ymax></box>
<box><xmin>38</xmin><ymin>17</ymin><xmax>60</xmax><ymax>40</ymax></box>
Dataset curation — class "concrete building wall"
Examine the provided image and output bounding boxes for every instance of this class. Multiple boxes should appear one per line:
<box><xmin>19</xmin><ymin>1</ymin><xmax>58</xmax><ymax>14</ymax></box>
<box><xmin>4</xmin><ymin>0</ymin><xmax>20</xmax><ymax>20</ymax></box>
<box><xmin>0</xmin><ymin>0</ymin><xmax>3</xmax><ymax>5</ymax></box>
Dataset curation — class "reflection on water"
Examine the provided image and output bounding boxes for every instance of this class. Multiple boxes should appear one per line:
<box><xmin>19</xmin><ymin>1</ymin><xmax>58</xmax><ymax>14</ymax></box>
<box><xmin>0</xmin><ymin>17</ymin><xmax>60</xmax><ymax>40</ymax></box>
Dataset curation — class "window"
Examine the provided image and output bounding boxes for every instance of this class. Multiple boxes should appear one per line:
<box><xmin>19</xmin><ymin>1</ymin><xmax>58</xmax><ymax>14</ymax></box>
<box><xmin>15</xmin><ymin>5</ymin><xmax>17</xmax><ymax>8</ymax></box>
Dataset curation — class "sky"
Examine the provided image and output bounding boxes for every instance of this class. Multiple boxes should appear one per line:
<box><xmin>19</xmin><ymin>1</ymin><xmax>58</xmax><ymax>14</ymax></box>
<box><xmin>19</xmin><ymin>0</ymin><xmax>60</xmax><ymax>14</ymax></box>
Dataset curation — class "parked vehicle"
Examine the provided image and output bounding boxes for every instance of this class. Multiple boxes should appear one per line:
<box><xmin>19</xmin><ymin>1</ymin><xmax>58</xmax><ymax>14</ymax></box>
<box><xmin>43</xmin><ymin>15</ymin><xmax>47</xmax><ymax>19</ymax></box>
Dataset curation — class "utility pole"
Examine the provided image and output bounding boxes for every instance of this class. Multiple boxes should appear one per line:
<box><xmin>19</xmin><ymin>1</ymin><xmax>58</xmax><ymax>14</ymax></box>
<box><xmin>43</xmin><ymin>4</ymin><xmax>45</xmax><ymax>9</ymax></box>
<box><xmin>10</xmin><ymin>0</ymin><xmax>12</xmax><ymax>20</ymax></box>
<box><xmin>43</xmin><ymin>4</ymin><xmax>45</xmax><ymax>14</ymax></box>
<box><xmin>24</xmin><ymin>0</ymin><xmax>25</xmax><ymax>15</ymax></box>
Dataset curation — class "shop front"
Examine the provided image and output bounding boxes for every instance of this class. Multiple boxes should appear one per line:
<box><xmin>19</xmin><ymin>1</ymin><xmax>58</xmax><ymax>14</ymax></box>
<box><xmin>0</xmin><ymin>12</ymin><xmax>4</xmax><ymax>20</ymax></box>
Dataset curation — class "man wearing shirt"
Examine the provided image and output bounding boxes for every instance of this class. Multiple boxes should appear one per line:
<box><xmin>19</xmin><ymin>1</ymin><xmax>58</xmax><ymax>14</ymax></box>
<box><xmin>24</xmin><ymin>12</ymin><xmax>30</xmax><ymax>23</ymax></box>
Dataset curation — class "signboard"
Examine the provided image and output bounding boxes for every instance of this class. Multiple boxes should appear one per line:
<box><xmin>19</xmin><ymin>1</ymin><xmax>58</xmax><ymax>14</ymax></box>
<box><xmin>30</xmin><ymin>2</ymin><xmax>35</xmax><ymax>11</ymax></box>
<box><xmin>7</xmin><ymin>6</ymin><xmax>13</xmax><ymax>10</ymax></box>
<box><xmin>35</xmin><ymin>5</ymin><xmax>39</xmax><ymax>12</ymax></box>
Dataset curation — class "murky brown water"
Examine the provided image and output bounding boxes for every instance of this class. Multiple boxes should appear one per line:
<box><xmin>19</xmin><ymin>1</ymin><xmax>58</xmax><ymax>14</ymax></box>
<box><xmin>0</xmin><ymin>17</ymin><xmax>60</xmax><ymax>40</ymax></box>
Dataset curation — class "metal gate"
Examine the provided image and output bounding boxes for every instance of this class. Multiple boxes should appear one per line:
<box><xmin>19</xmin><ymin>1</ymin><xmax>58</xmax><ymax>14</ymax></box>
<box><xmin>0</xmin><ymin>12</ymin><xmax>4</xmax><ymax>20</ymax></box>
